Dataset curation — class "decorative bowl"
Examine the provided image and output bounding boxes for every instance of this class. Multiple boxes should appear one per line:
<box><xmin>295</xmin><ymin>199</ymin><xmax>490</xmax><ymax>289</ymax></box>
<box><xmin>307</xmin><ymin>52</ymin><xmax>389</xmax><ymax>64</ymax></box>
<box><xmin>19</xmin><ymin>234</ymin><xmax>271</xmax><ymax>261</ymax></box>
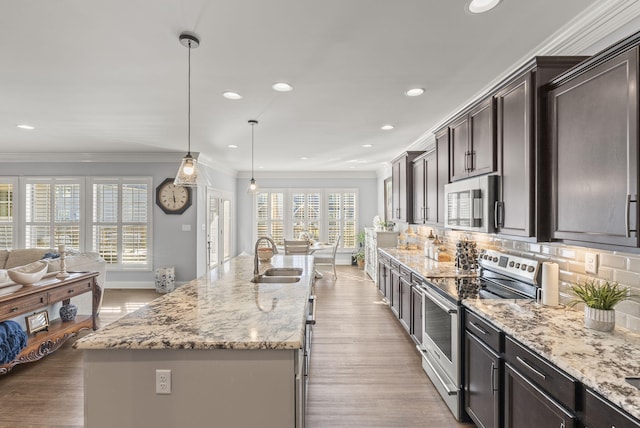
<box><xmin>8</xmin><ymin>261</ymin><xmax>48</xmax><ymax>285</ymax></box>
<box><xmin>257</xmin><ymin>248</ymin><xmax>274</xmax><ymax>262</ymax></box>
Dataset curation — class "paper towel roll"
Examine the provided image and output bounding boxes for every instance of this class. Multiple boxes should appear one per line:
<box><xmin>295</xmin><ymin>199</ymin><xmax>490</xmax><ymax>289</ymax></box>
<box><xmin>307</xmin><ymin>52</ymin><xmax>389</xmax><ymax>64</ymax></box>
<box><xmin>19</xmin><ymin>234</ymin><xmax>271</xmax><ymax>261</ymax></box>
<box><xmin>541</xmin><ymin>262</ymin><xmax>559</xmax><ymax>306</ymax></box>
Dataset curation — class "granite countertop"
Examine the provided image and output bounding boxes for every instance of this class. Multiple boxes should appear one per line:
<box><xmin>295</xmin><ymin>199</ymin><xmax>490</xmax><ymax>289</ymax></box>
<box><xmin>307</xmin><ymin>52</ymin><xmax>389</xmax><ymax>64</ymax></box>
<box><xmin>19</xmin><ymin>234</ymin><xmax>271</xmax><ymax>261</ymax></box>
<box><xmin>464</xmin><ymin>299</ymin><xmax>640</xmax><ymax>420</ymax></box>
<box><xmin>74</xmin><ymin>254</ymin><xmax>315</xmax><ymax>351</ymax></box>
<box><xmin>379</xmin><ymin>248</ymin><xmax>478</xmax><ymax>300</ymax></box>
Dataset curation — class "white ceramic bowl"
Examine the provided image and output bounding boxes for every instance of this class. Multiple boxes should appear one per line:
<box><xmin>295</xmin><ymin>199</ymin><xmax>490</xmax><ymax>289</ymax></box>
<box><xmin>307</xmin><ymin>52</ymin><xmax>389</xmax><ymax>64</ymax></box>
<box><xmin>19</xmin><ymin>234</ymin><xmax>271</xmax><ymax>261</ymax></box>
<box><xmin>8</xmin><ymin>261</ymin><xmax>48</xmax><ymax>285</ymax></box>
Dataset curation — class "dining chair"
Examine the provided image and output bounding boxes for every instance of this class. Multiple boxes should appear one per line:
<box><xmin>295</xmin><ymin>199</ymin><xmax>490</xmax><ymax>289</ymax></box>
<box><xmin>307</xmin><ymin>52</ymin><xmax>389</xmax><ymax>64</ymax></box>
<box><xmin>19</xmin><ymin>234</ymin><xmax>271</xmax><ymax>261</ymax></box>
<box><xmin>313</xmin><ymin>234</ymin><xmax>340</xmax><ymax>280</ymax></box>
<box><xmin>284</xmin><ymin>239</ymin><xmax>310</xmax><ymax>255</ymax></box>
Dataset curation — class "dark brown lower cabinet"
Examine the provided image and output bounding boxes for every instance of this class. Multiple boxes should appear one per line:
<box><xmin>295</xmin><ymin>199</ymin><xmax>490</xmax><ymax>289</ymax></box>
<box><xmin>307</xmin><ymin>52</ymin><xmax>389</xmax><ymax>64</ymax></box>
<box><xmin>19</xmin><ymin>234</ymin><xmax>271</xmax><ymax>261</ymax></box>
<box><xmin>399</xmin><ymin>275</ymin><xmax>412</xmax><ymax>332</ymax></box>
<box><xmin>389</xmin><ymin>264</ymin><xmax>401</xmax><ymax>317</ymax></box>
<box><xmin>583</xmin><ymin>388</ymin><xmax>640</xmax><ymax>428</ymax></box>
<box><xmin>410</xmin><ymin>283</ymin><xmax>423</xmax><ymax>344</ymax></box>
<box><xmin>465</xmin><ymin>332</ymin><xmax>501</xmax><ymax>428</ymax></box>
<box><xmin>377</xmin><ymin>256</ymin><xmax>390</xmax><ymax>297</ymax></box>
<box><xmin>504</xmin><ymin>362</ymin><xmax>577</xmax><ymax>428</ymax></box>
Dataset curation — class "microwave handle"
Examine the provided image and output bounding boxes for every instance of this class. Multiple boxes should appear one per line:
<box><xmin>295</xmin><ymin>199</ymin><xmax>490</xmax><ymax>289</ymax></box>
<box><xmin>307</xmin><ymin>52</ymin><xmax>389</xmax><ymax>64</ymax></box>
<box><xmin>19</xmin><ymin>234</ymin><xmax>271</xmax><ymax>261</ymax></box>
<box><xmin>494</xmin><ymin>201</ymin><xmax>504</xmax><ymax>229</ymax></box>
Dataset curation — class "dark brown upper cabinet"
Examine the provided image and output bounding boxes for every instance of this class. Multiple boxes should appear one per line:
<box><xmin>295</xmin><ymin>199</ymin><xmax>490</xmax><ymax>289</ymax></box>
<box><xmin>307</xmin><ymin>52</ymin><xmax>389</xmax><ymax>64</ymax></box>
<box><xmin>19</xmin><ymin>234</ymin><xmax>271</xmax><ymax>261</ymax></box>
<box><xmin>412</xmin><ymin>150</ymin><xmax>437</xmax><ymax>224</ymax></box>
<box><xmin>495</xmin><ymin>57</ymin><xmax>585</xmax><ymax>239</ymax></box>
<box><xmin>450</xmin><ymin>97</ymin><xmax>497</xmax><ymax>182</ymax></box>
<box><xmin>548</xmin><ymin>44</ymin><xmax>638</xmax><ymax>248</ymax></box>
<box><xmin>435</xmin><ymin>129</ymin><xmax>450</xmax><ymax>225</ymax></box>
<box><xmin>392</xmin><ymin>151</ymin><xmax>424</xmax><ymax>224</ymax></box>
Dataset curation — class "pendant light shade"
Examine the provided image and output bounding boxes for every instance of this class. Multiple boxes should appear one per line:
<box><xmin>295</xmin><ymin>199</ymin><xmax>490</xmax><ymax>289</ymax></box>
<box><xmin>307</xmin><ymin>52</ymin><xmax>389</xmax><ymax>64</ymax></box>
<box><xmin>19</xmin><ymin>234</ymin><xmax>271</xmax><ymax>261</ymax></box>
<box><xmin>174</xmin><ymin>32</ymin><xmax>200</xmax><ymax>187</ymax></box>
<box><xmin>247</xmin><ymin>119</ymin><xmax>259</xmax><ymax>193</ymax></box>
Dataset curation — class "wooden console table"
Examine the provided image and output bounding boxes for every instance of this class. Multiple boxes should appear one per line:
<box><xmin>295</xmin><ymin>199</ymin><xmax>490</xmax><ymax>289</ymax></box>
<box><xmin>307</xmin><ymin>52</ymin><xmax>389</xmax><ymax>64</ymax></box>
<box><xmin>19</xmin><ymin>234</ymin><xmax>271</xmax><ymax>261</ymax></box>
<box><xmin>0</xmin><ymin>271</ymin><xmax>100</xmax><ymax>374</ymax></box>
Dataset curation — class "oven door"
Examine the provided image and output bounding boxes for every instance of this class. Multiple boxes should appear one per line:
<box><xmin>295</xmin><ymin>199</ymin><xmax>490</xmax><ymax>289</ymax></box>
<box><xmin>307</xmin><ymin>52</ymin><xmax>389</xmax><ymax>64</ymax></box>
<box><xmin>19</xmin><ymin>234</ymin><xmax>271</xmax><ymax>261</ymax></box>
<box><xmin>418</xmin><ymin>283</ymin><xmax>461</xmax><ymax>419</ymax></box>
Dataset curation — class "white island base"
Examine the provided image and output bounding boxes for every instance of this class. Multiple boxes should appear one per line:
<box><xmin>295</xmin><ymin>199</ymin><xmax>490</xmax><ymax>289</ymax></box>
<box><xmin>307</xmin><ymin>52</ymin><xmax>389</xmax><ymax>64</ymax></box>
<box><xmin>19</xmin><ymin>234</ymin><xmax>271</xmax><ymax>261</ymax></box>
<box><xmin>84</xmin><ymin>347</ymin><xmax>303</xmax><ymax>427</ymax></box>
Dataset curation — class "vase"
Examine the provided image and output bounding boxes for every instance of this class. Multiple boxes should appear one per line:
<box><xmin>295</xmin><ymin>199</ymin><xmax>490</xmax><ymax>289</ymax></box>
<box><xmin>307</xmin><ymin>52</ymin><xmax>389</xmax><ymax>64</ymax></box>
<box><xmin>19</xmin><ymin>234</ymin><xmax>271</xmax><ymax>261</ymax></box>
<box><xmin>584</xmin><ymin>306</ymin><xmax>615</xmax><ymax>332</ymax></box>
<box><xmin>59</xmin><ymin>303</ymin><xmax>78</xmax><ymax>322</ymax></box>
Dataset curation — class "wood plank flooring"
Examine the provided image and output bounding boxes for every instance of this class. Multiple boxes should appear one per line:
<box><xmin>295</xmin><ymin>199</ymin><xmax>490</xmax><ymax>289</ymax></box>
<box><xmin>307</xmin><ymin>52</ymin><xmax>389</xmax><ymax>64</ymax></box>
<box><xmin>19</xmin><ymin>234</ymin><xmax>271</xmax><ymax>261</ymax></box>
<box><xmin>0</xmin><ymin>267</ymin><xmax>473</xmax><ymax>427</ymax></box>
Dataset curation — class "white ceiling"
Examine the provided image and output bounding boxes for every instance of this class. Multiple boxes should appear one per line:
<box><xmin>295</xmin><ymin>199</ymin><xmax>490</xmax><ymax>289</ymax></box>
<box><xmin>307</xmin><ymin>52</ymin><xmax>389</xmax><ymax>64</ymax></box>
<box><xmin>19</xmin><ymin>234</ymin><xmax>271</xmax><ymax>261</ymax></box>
<box><xmin>0</xmin><ymin>0</ymin><xmax>630</xmax><ymax>173</ymax></box>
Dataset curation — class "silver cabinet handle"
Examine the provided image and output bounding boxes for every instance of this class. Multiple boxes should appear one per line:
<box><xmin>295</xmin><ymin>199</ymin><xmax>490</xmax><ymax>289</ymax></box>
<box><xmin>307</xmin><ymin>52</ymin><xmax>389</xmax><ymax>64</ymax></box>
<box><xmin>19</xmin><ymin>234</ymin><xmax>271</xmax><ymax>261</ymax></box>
<box><xmin>626</xmin><ymin>194</ymin><xmax>637</xmax><ymax>238</ymax></box>
<box><xmin>516</xmin><ymin>356</ymin><xmax>546</xmax><ymax>380</ymax></box>
<box><xmin>491</xmin><ymin>362</ymin><xmax>499</xmax><ymax>393</ymax></box>
<box><xmin>470</xmin><ymin>321</ymin><xmax>488</xmax><ymax>335</ymax></box>
<box><xmin>494</xmin><ymin>201</ymin><xmax>499</xmax><ymax>229</ymax></box>
<box><xmin>306</xmin><ymin>295</ymin><xmax>317</xmax><ymax>325</ymax></box>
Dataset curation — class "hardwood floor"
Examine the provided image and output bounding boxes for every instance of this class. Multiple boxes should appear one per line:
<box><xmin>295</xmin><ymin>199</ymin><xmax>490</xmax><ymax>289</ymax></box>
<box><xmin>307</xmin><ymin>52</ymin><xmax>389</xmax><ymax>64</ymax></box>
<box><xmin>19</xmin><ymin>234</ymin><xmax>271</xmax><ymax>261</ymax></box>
<box><xmin>0</xmin><ymin>268</ymin><xmax>473</xmax><ymax>427</ymax></box>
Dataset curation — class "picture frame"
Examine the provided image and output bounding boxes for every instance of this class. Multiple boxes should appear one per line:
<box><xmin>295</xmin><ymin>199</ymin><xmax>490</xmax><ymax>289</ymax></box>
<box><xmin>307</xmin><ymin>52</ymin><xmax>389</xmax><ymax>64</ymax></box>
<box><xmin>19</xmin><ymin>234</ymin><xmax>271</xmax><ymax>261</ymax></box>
<box><xmin>25</xmin><ymin>310</ymin><xmax>49</xmax><ymax>335</ymax></box>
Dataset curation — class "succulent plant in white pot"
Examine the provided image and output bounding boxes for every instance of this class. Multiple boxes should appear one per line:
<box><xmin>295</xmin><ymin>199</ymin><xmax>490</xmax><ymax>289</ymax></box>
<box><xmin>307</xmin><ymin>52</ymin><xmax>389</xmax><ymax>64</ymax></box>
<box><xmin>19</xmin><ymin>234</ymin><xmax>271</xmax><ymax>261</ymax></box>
<box><xmin>568</xmin><ymin>279</ymin><xmax>631</xmax><ymax>332</ymax></box>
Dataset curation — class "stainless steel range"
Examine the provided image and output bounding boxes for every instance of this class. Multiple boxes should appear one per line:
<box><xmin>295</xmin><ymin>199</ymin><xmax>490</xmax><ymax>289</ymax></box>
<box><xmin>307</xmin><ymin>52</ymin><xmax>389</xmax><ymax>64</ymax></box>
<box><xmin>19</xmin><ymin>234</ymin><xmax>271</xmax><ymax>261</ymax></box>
<box><xmin>416</xmin><ymin>249</ymin><xmax>541</xmax><ymax>421</ymax></box>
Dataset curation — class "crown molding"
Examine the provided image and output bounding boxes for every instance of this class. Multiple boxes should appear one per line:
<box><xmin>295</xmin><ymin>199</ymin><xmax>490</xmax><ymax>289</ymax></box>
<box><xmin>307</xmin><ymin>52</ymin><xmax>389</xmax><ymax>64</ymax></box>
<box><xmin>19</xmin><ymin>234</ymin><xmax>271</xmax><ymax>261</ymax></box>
<box><xmin>236</xmin><ymin>170</ymin><xmax>378</xmax><ymax>180</ymax></box>
<box><xmin>0</xmin><ymin>152</ymin><xmax>196</xmax><ymax>164</ymax></box>
<box><xmin>424</xmin><ymin>0</ymin><xmax>640</xmax><ymax>138</ymax></box>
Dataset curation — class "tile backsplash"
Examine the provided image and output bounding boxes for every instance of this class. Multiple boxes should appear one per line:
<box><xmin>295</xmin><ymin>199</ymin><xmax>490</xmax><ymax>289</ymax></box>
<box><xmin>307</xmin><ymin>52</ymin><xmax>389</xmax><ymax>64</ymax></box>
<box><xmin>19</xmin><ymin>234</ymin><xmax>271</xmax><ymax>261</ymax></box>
<box><xmin>405</xmin><ymin>224</ymin><xmax>640</xmax><ymax>332</ymax></box>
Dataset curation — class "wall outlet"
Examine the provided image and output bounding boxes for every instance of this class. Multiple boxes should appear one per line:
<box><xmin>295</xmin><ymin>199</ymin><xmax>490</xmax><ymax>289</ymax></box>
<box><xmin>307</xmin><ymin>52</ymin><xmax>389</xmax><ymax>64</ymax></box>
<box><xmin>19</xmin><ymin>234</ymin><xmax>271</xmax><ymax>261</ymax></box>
<box><xmin>156</xmin><ymin>369</ymin><xmax>172</xmax><ymax>394</ymax></box>
<box><xmin>585</xmin><ymin>252</ymin><xmax>598</xmax><ymax>274</ymax></box>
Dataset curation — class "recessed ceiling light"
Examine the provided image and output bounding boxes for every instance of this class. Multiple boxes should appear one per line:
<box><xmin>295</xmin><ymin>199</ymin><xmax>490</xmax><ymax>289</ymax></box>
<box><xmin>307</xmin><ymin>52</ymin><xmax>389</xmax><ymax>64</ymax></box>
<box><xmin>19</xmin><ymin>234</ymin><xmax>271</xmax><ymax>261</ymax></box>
<box><xmin>362</xmin><ymin>144</ymin><xmax>373</xmax><ymax>148</ymax></box>
<box><xmin>405</xmin><ymin>88</ymin><xmax>425</xmax><ymax>97</ymax></box>
<box><xmin>222</xmin><ymin>91</ymin><xmax>243</xmax><ymax>100</ymax></box>
<box><xmin>228</xmin><ymin>144</ymin><xmax>238</xmax><ymax>149</ymax></box>
<box><xmin>272</xmin><ymin>82</ymin><xmax>293</xmax><ymax>92</ymax></box>
<box><xmin>466</xmin><ymin>0</ymin><xmax>501</xmax><ymax>14</ymax></box>
<box><xmin>381</xmin><ymin>125</ymin><xmax>395</xmax><ymax>131</ymax></box>
<box><xmin>300</xmin><ymin>157</ymin><xmax>308</xmax><ymax>160</ymax></box>
<box><xmin>17</xmin><ymin>124</ymin><xmax>35</xmax><ymax>130</ymax></box>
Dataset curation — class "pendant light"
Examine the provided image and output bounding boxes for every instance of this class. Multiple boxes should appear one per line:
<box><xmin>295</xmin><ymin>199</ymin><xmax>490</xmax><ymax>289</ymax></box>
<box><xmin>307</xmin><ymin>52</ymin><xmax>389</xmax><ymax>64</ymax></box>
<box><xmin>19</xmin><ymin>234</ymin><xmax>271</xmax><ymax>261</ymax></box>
<box><xmin>247</xmin><ymin>119</ymin><xmax>258</xmax><ymax>193</ymax></box>
<box><xmin>174</xmin><ymin>32</ymin><xmax>200</xmax><ymax>187</ymax></box>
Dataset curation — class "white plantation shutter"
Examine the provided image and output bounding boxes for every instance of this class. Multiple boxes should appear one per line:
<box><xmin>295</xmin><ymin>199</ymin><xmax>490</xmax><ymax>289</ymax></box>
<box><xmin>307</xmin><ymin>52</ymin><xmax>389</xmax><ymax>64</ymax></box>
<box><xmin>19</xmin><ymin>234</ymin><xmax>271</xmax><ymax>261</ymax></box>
<box><xmin>0</xmin><ymin>182</ymin><xmax>15</xmax><ymax>249</ymax></box>
<box><xmin>91</xmin><ymin>178</ymin><xmax>152</xmax><ymax>269</ymax></box>
<box><xmin>253</xmin><ymin>188</ymin><xmax>358</xmax><ymax>249</ymax></box>
<box><xmin>257</xmin><ymin>191</ymin><xmax>284</xmax><ymax>245</ymax></box>
<box><xmin>25</xmin><ymin>178</ymin><xmax>82</xmax><ymax>250</ymax></box>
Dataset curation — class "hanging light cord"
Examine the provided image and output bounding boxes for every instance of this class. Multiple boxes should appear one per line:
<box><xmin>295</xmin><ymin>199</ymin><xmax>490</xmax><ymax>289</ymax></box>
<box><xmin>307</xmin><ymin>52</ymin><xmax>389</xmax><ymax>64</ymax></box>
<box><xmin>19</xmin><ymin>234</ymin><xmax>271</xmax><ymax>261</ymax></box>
<box><xmin>187</xmin><ymin>39</ymin><xmax>192</xmax><ymax>155</ymax></box>
<box><xmin>251</xmin><ymin>122</ymin><xmax>255</xmax><ymax>179</ymax></box>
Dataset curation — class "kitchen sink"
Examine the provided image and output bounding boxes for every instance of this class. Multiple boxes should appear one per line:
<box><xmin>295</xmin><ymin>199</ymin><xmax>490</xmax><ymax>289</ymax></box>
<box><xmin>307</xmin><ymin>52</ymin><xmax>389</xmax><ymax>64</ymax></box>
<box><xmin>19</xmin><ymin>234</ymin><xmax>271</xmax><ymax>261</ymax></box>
<box><xmin>251</xmin><ymin>275</ymin><xmax>301</xmax><ymax>284</ymax></box>
<box><xmin>626</xmin><ymin>377</ymin><xmax>640</xmax><ymax>389</ymax></box>
<box><xmin>263</xmin><ymin>268</ymin><xmax>303</xmax><ymax>276</ymax></box>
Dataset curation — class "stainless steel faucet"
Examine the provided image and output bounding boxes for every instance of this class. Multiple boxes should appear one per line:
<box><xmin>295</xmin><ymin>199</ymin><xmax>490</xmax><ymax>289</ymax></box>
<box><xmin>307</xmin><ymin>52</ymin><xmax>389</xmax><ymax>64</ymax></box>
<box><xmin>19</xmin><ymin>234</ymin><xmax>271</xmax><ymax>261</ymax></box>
<box><xmin>254</xmin><ymin>236</ymin><xmax>278</xmax><ymax>276</ymax></box>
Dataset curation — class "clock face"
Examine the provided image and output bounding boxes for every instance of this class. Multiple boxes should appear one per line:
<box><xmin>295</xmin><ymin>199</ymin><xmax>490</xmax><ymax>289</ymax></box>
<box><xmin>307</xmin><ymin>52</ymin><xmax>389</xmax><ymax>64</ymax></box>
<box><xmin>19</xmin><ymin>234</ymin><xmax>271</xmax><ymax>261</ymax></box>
<box><xmin>156</xmin><ymin>178</ymin><xmax>192</xmax><ymax>214</ymax></box>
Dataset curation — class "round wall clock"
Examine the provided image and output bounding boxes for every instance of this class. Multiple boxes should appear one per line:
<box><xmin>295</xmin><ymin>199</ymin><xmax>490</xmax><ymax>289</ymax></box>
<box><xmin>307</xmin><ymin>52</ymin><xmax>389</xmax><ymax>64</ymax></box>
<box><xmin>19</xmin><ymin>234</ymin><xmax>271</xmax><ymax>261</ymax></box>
<box><xmin>155</xmin><ymin>178</ymin><xmax>192</xmax><ymax>214</ymax></box>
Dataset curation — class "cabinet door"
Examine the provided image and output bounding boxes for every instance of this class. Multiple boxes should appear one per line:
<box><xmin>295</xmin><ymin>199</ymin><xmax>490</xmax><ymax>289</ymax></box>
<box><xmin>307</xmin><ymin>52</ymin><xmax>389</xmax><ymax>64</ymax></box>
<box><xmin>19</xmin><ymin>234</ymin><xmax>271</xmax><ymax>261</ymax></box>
<box><xmin>583</xmin><ymin>388</ymin><xmax>640</xmax><ymax>428</ymax></box>
<box><xmin>425</xmin><ymin>151</ymin><xmax>438</xmax><ymax>223</ymax></box>
<box><xmin>410</xmin><ymin>285</ymin><xmax>423</xmax><ymax>344</ymax></box>
<box><xmin>399</xmin><ymin>275</ymin><xmax>412</xmax><ymax>332</ymax></box>
<box><xmin>413</xmin><ymin>158</ymin><xmax>426</xmax><ymax>223</ymax></box>
<box><xmin>436</xmin><ymin>129</ymin><xmax>450</xmax><ymax>224</ymax></box>
<box><xmin>504</xmin><ymin>363</ymin><xmax>577</xmax><ymax>428</ymax></box>
<box><xmin>392</xmin><ymin>159</ymin><xmax>403</xmax><ymax>222</ymax></box>
<box><xmin>465</xmin><ymin>332</ymin><xmax>501</xmax><ymax>428</ymax></box>
<box><xmin>496</xmin><ymin>73</ymin><xmax>533</xmax><ymax>237</ymax></box>
<box><xmin>390</xmin><ymin>266</ymin><xmax>401</xmax><ymax>317</ymax></box>
<box><xmin>450</xmin><ymin>116</ymin><xmax>470</xmax><ymax>182</ymax></box>
<box><xmin>549</xmin><ymin>47</ymin><xmax>638</xmax><ymax>247</ymax></box>
<box><xmin>469</xmin><ymin>97</ymin><xmax>497</xmax><ymax>177</ymax></box>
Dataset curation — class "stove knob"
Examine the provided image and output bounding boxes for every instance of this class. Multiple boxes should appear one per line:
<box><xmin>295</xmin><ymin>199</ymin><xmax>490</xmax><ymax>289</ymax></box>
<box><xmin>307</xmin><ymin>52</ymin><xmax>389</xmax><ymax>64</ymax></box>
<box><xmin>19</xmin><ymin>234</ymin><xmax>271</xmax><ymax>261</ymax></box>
<box><xmin>493</xmin><ymin>257</ymin><xmax>498</xmax><ymax>262</ymax></box>
<box><xmin>521</xmin><ymin>264</ymin><xmax>527</xmax><ymax>271</ymax></box>
<box><xmin>515</xmin><ymin>263</ymin><xmax>520</xmax><ymax>269</ymax></box>
<box><xmin>509</xmin><ymin>261</ymin><xmax>515</xmax><ymax>267</ymax></box>
<box><xmin>527</xmin><ymin>266</ymin><xmax>535</xmax><ymax>273</ymax></box>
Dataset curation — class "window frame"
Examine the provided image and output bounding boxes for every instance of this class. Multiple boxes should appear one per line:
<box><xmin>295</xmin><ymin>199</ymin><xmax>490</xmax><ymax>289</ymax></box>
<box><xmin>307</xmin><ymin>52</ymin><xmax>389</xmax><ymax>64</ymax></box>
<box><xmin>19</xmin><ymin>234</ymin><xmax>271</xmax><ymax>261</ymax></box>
<box><xmin>0</xmin><ymin>177</ymin><xmax>18</xmax><ymax>250</ymax></box>
<box><xmin>88</xmin><ymin>177</ymin><xmax>153</xmax><ymax>271</ymax></box>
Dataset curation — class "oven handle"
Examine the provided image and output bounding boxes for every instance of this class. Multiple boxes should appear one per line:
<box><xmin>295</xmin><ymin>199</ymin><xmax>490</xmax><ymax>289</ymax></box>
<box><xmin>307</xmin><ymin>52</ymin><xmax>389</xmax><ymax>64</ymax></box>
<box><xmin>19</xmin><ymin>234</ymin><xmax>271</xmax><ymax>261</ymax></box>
<box><xmin>423</xmin><ymin>285</ymin><xmax>457</xmax><ymax>314</ymax></box>
<box><xmin>417</xmin><ymin>345</ymin><xmax>458</xmax><ymax>396</ymax></box>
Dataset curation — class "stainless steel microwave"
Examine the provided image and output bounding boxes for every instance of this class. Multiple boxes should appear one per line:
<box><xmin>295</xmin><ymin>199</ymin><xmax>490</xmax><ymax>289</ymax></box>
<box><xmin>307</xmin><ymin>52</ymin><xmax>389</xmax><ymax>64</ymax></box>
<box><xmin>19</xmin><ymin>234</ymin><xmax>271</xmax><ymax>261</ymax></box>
<box><xmin>444</xmin><ymin>175</ymin><xmax>498</xmax><ymax>233</ymax></box>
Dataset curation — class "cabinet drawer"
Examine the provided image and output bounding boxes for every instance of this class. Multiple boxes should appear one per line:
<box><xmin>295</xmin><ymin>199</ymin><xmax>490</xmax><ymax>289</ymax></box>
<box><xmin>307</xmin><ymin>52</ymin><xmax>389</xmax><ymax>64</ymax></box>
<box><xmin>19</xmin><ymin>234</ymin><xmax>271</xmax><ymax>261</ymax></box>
<box><xmin>583</xmin><ymin>388</ymin><xmax>640</xmax><ymax>428</ymax></box>
<box><xmin>465</xmin><ymin>310</ymin><xmax>502</xmax><ymax>353</ymax></box>
<box><xmin>0</xmin><ymin>292</ymin><xmax>47</xmax><ymax>319</ymax></box>
<box><xmin>505</xmin><ymin>336</ymin><xmax>577</xmax><ymax>411</ymax></box>
<box><xmin>48</xmin><ymin>279</ymin><xmax>93</xmax><ymax>302</ymax></box>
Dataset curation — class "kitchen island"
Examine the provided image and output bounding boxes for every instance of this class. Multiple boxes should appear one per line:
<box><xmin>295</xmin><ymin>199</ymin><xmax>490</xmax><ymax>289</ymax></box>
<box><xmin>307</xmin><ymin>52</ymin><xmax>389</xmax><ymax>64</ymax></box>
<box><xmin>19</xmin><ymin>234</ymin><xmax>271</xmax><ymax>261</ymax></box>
<box><xmin>74</xmin><ymin>254</ymin><xmax>315</xmax><ymax>428</ymax></box>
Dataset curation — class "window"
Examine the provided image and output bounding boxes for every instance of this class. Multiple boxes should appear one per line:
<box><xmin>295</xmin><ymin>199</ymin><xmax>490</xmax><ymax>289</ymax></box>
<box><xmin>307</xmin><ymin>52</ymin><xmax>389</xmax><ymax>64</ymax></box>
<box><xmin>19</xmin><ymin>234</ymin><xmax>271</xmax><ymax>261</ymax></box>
<box><xmin>91</xmin><ymin>178</ymin><xmax>152</xmax><ymax>269</ymax></box>
<box><xmin>255</xmin><ymin>189</ymin><xmax>357</xmax><ymax>249</ymax></box>
<box><xmin>24</xmin><ymin>178</ymin><xmax>82</xmax><ymax>250</ymax></box>
<box><xmin>0</xmin><ymin>180</ymin><xmax>16</xmax><ymax>249</ymax></box>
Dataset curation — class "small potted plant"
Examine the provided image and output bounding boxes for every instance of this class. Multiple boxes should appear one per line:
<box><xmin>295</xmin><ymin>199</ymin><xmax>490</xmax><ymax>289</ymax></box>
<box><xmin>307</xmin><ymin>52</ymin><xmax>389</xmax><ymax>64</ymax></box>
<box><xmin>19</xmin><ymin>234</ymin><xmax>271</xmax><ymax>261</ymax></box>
<box><xmin>355</xmin><ymin>251</ymin><xmax>365</xmax><ymax>269</ymax></box>
<box><xmin>568</xmin><ymin>279</ymin><xmax>631</xmax><ymax>332</ymax></box>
